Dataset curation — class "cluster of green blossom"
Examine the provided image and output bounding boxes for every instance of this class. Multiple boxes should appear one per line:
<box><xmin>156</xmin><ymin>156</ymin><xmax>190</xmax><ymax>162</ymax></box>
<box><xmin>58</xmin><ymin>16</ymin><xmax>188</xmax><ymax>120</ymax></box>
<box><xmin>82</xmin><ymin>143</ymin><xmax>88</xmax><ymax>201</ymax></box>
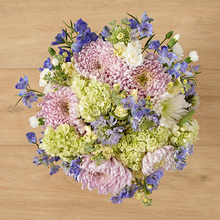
<box><xmin>71</xmin><ymin>78</ymin><xmax>112</xmax><ymax>122</ymax></box>
<box><xmin>40</xmin><ymin>124</ymin><xmax>87</xmax><ymax>162</ymax></box>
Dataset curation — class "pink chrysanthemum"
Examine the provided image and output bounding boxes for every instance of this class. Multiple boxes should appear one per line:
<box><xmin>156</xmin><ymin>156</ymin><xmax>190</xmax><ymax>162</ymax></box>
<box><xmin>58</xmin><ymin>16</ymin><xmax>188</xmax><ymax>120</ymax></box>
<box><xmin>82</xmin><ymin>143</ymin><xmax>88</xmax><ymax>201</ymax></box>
<box><xmin>73</xmin><ymin>38</ymin><xmax>130</xmax><ymax>86</ymax></box>
<box><xmin>78</xmin><ymin>155</ymin><xmax>132</xmax><ymax>195</ymax></box>
<box><xmin>142</xmin><ymin>145</ymin><xmax>175</xmax><ymax>175</ymax></box>
<box><xmin>120</xmin><ymin>53</ymin><xmax>172</xmax><ymax>98</ymax></box>
<box><xmin>36</xmin><ymin>86</ymin><xmax>85</xmax><ymax>134</ymax></box>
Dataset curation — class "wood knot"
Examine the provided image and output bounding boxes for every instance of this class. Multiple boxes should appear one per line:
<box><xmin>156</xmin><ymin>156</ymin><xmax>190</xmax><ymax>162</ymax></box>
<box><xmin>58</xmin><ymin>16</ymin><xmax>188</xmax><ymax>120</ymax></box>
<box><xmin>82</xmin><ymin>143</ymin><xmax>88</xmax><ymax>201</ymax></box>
<box><xmin>200</xmin><ymin>175</ymin><xmax>208</xmax><ymax>182</ymax></box>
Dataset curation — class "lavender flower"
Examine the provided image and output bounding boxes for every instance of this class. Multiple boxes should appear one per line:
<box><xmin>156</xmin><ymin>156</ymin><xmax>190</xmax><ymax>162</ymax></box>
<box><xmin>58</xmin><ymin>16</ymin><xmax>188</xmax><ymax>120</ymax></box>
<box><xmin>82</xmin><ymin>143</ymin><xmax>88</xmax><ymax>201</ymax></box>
<box><xmin>137</xmin><ymin>22</ymin><xmax>153</xmax><ymax>37</ymax></box>
<box><xmin>90</xmin><ymin>116</ymin><xmax>124</xmax><ymax>146</ymax></box>
<box><xmin>101</xmin><ymin>25</ymin><xmax>111</xmax><ymax>38</ymax></box>
<box><xmin>26</xmin><ymin>132</ymin><xmax>37</xmax><ymax>144</ymax></box>
<box><xmin>128</xmin><ymin>19</ymin><xmax>139</xmax><ymax>29</ymax></box>
<box><xmin>158</xmin><ymin>46</ymin><xmax>177</xmax><ymax>67</ymax></box>
<box><xmin>51</xmin><ymin>30</ymin><xmax>66</xmax><ymax>46</ymax></box>
<box><xmin>15</xmin><ymin>75</ymin><xmax>28</xmax><ymax>96</ymax></box>
<box><xmin>148</xmin><ymin>40</ymin><xmax>160</xmax><ymax>50</ymax></box>
<box><xmin>50</xmin><ymin>165</ymin><xmax>60</xmax><ymax>175</ymax></box>
<box><xmin>145</xmin><ymin>170</ymin><xmax>164</xmax><ymax>185</ymax></box>
<box><xmin>39</xmin><ymin>57</ymin><xmax>53</xmax><ymax>72</ymax></box>
<box><xmin>74</xmin><ymin>18</ymin><xmax>88</xmax><ymax>33</ymax></box>
<box><xmin>110</xmin><ymin>184</ymin><xmax>139</xmax><ymax>204</ymax></box>
<box><xmin>22</xmin><ymin>91</ymin><xmax>38</xmax><ymax>108</ymax></box>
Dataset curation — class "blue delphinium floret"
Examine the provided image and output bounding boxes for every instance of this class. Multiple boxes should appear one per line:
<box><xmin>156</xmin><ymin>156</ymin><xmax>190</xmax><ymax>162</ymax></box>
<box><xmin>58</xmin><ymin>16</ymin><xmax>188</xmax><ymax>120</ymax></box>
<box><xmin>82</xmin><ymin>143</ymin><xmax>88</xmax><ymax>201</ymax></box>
<box><xmin>39</xmin><ymin>57</ymin><xmax>53</xmax><ymax>72</ymax></box>
<box><xmin>184</xmin><ymin>81</ymin><xmax>196</xmax><ymax>97</ymax></box>
<box><xmin>26</xmin><ymin>132</ymin><xmax>37</xmax><ymax>144</ymax></box>
<box><xmin>110</xmin><ymin>184</ymin><xmax>139</xmax><ymax>204</ymax></box>
<box><xmin>61</xmin><ymin>157</ymin><xmax>81</xmax><ymax>181</ymax></box>
<box><xmin>101</xmin><ymin>25</ymin><xmax>111</xmax><ymax>38</ymax></box>
<box><xmin>141</xmin><ymin>11</ymin><xmax>154</xmax><ymax>23</ymax></box>
<box><xmin>51</xmin><ymin>30</ymin><xmax>66</xmax><ymax>46</ymax></box>
<box><xmin>145</xmin><ymin>170</ymin><xmax>164</xmax><ymax>186</ymax></box>
<box><xmin>22</xmin><ymin>91</ymin><xmax>38</xmax><ymax>108</ymax></box>
<box><xmin>148</xmin><ymin>40</ymin><xmax>160</xmax><ymax>50</ymax></box>
<box><xmin>74</xmin><ymin>18</ymin><xmax>88</xmax><ymax>33</ymax></box>
<box><xmin>50</xmin><ymin>165</ymin><xmax>60</xmax><ymax>175</ymax></box>
<box><xmin>175</xmin><ymin>147</ymin><xmax>187</xmax><ymax>160</ymax></box>
<box><xmin>15</xmin><ymin>75</ymin><xmax>29</xmax><ymax>96</ymax></box>
<box><xmin>90</xmin><ymin>116</ymin><xmax>124</xmax><ymax>146</ymax></box>
<box><xmin>158</xmin><ymin>46</ymin><xmax>177</xmax><ymax>68</ymax></box>
<box><xmin>128</xmin><ymin>19</ymin><xmax>139</xmax><ymax>29</ymax></box>
<box><xmin>138</xmin><ymin>22</ymin><xmax>153</xmax><ymax>37</ymax></box>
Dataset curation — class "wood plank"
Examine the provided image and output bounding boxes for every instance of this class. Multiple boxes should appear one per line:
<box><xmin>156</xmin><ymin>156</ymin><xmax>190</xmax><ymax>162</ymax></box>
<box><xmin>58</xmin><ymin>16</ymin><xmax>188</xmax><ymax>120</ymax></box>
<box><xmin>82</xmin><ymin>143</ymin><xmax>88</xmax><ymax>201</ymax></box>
<box><xmin>0</xmin><ymin>145</ymin><xmax>219</xmax><ymax>219</ymax></box>
<box><xmin>0</xmin><ymin>0</ymin><xmax>219</xmax><ymax>69</ymax></box>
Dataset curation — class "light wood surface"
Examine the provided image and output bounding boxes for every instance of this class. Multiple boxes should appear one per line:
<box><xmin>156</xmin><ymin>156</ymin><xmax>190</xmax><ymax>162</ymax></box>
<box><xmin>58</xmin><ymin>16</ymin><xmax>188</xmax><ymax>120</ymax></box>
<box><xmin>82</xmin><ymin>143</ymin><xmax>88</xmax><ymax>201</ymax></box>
<box><xmin>1</xmin><ymin>0</ymin><xmax>220</xmax><ymax>219</ymax></box>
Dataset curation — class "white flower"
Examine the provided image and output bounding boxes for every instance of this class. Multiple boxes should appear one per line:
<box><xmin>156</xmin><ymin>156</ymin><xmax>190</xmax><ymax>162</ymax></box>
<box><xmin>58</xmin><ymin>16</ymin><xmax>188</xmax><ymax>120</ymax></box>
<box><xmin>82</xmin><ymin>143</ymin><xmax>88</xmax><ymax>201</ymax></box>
<box><xmin>152</xmin><ymin>92</ymin><xmax>191</xmax><ymax>128</ymax></box>
<box><xmin>172</xmin><ymin>42</ymin><xmax>184</xmax><ymax>61</ymax></box>
<box><xmin>43</xmin><ymin>83</ymin><xmax>54</xmax><ymax>94</ymax></box>
<box><xmin>174</xmin><ymin>34</ymin><xmax>180</xmax><ymax>41</ymax></box>
<box><xmin>29</xmin><ymin>116</ymin><xmax>39</xmax><ymax>128</ymax></box>
<box><xmin>122</xmin><ymin>40</ymin><xmax>143</xmax><ymax>67</ymax></box>
<box><xmin>189</xmin><ymin>51</ymin><xmax>199</xmax><ymax>62</ymax></box>
<box><xmin>52</xmin><ymin>58</ymin><xmax>59</xmax><ymax>66</ymax></box>
<box><xmin>39</xmin><ymin>68</ymin><xmax>54</xmax><ymax>87</ymax></box>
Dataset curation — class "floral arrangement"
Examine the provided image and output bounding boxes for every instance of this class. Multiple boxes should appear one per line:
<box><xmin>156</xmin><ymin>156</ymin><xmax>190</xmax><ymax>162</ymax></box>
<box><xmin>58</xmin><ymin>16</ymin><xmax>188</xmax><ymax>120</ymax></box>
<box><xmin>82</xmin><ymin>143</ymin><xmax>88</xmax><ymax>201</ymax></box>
<box><xmin>15</xmin><ymin>12</ymin><xmax>201</xmax><ymax>206</ymax></box>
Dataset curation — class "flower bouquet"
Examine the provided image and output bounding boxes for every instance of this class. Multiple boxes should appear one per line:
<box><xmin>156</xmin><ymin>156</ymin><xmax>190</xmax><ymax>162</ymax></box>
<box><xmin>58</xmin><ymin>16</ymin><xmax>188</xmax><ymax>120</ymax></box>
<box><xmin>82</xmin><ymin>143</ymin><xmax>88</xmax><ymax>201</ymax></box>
<box><xmin>15</xmin><ymin>12</ymin><xmax>201</xmax><ymax>206</ymax></box>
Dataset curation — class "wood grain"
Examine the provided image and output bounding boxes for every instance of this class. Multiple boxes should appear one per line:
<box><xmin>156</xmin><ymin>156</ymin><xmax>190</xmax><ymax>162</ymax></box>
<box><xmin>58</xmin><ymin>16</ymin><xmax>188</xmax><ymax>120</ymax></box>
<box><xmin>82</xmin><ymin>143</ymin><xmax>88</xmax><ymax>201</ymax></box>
<box><xmin>1</xmin><ymin>0</ymin><xmax>220</xmax><ymax>219</ymax></box>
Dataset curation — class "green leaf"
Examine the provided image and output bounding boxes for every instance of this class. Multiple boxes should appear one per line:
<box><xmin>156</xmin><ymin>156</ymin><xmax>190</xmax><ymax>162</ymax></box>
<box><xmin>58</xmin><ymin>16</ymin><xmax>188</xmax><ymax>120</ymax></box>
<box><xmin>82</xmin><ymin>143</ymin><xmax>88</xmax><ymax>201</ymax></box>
<box><xmin>165</xmin><ymin>31</ymin><xmax>173</xmax><ymax>39</ymax></box>
<box><xmin>38</xmin><ymin>118</ymin><xmax>45</xmax><ymax>126</ymax></box>
<box><xmin>177</xmin><ymin>110</ymin><xmax>195</xmax><ymax>126</ymax></box>
<box><xmin>184</xmin><ymin>57</ymin><xmax>192</xmax><ymax>64</ymax></box>
<box><xmin>48</xmin><ymin>47</ymin><xmax>56</xmax><ymax>56</ymax></box>
<box><xmin>54</xmin><ymin>65</ymin><xmax>61</xmax><ymax>71</ymax></box>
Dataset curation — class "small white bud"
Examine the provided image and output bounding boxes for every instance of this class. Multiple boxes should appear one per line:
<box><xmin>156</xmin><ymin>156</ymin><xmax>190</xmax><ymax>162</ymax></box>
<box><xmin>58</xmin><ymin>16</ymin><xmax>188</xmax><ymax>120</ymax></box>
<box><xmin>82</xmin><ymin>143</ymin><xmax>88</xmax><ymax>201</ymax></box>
<box><xmin>174</xmin><ymin>34</ymin><xmax>180</xmax><ymax>41</ymax></box>
<box><xmin>189</xmin><ymin>51</ymin><xmax>199</xmax><ymax>62</ymax></box>
<box><xmin>29</xmin><ymin>116</ymin><xmax>39</xmax><ymax>128</ymax></box>
<box><xmin>52</xmin><ymin>58</ymin><xmax>59</xmax><ymax>66</ymax></box>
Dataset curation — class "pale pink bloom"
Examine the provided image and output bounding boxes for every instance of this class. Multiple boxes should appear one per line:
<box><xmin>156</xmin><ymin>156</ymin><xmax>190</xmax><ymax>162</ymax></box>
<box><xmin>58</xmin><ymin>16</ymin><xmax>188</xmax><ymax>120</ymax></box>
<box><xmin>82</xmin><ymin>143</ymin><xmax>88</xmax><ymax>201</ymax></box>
<box><xmin>36</xmin><ymin>86</ymin><xmax>85</xmax><ymax>134</ymax></box>
<box><xmin>78</xmin><ymin>155</ymin><xmax>132</xmax><ymax>195</ymax></box>
<box><xmin>142</xmin><ymin>145</ymin><xmax>175</xmax><ymax>175</ymax></box>
<box><xmin>121</xmin><ymin>53</ymin><xmax>172</xmax><ymax>98</ymax></box>
<box><xmin>73</xmin><ymin>38</ymin><xmax>130</xmax><ymax>86</ymax></box>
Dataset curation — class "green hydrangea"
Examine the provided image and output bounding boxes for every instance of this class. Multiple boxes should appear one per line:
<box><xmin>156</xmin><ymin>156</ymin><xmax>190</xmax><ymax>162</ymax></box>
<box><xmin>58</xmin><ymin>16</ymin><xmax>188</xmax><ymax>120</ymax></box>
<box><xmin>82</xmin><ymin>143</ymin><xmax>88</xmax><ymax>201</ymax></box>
<box><xmin>39</xmin><ymin>124</ymin><xmax>87</xmax><ymax>162</ymax></box>
<box><xmin>112</xmin><ymin>126</ymin><xmax>171</xmax><ymax>171</ymax></box>
<box><xmin>170</xmin><ymin>119</ymin><xmax>199</xmax><ymax>147</ymax></box>
<box><xmin>71</xmin><ymin>78</ymin><xmax>112</xmax><ymax>122</ymax></box>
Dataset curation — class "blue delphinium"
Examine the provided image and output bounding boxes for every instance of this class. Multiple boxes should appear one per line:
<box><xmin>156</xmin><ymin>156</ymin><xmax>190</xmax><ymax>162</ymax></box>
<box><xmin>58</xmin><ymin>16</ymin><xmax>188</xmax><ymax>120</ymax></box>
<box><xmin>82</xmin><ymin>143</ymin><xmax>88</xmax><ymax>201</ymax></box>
<box><xmin>90</xmin><ymin>116</ymin><xmax>124</xmax><ymax>146</ymax></box>
<box><xmin>146</xmin><ymin>170</ymin><xmax>164</xmax><ymax>186</ymax></box>
<box><xmin>39</xmin><ymin>57</ymin><xmax>53</xmax><ymax>72</ymax></box>
<box><xmin>174</xmin><ymin>143</ymin><xmax>194</xmax><ymax>171</ymax></box>
<box><xmin>128</xmin><ymin>19</ymin><xmax>139</xmax><ymax>29</ymax></box>
<box><xmin>158</xmin><ymin>46</ymin><xmax>177</xmax><ymax>68</ymax></box>
<box><xmin>61</xmin><ymin>157</ymin><xmax>81</xmax><ymax>181</ymax></box>
<box><xmin>15</xmin><ymin>75</ymin><xmax>28</xmax><ymax>96</ymax></box>
<box><xmin>22</xmin><ymin>91</ymin><xmax>38</xmax><ymax>108</ymax></box>
<box><xmin>110</xmin><ymin>184</ymin><xmax>139</xmax><ymax>204</ymax></box>
<box><xmin>51</xmin><ymin>30</ymin><xmax>66</xmax><ymax>46</ymax></box>
<box><xmin>74</xmin><ymin>18</ymin><xmax>88</xmax><ymax>33</ymax></box>
<box><xmin>71</xmin><ymin>18</ymin><xmax>98</xmax><ymax>53</ymax></box>
<box><xmin>33</xmin><ymin>147</ymin><xmax>61</xmax><ymax>175</ymax></box>
<box><xmin>101</xmin><ymin>25</ymin><xmax>111</xmax><ymax>38</ymax></box>
<box><xmin>148</xmin><ymin>40</ymin><xmax>160</xmax><ymax>50</ymax></box>
<box><xmin>137</xmin><ymin>12</ymin><xmax>153</xmax><ymax>37</ymax></box>
<box><xmin>58</xmin><ymin>47</ymin><xmax>72</xmax><ymax>62</ymax></box>
<box><xmin>26</xmin><ymin>132</ymin><xmax>37</xmax><ymax>144</ymax></box>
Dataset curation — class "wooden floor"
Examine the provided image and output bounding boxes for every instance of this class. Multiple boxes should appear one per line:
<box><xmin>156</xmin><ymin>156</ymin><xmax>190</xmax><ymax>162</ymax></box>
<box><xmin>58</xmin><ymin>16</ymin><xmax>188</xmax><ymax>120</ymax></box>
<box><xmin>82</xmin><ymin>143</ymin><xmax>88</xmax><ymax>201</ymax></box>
<box><xmin>0</xmin><ymin>0</ymin><xmax>220</xmax><ymax>219</ymax></box>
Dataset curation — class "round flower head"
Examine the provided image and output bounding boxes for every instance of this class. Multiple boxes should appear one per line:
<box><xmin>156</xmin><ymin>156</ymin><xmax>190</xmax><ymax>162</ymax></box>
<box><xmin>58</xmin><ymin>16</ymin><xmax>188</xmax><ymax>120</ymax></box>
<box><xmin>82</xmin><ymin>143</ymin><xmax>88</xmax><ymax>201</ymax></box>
<box><xmin>36</xmin><ymin>86</ymin><xmax>85</xmax><ymax>134</ymax></box>
<box><xmin>73</xmin><ymin>38</ymin><xmax>130</xmax><ymax>86</ymax></box>
<box><xmin>77</xmin><ymin>155</ymin><xmax>132</xmax><ymax>195</ymax></box>
<box><xmin>142</xmin><ymin>145</ymin><xmax>175</xmax><ymax>175</ymax></box>
<box><xmin>120</xmin><ymin>53</ymin><xmax>171</xmax><ymax>99</ymax></box>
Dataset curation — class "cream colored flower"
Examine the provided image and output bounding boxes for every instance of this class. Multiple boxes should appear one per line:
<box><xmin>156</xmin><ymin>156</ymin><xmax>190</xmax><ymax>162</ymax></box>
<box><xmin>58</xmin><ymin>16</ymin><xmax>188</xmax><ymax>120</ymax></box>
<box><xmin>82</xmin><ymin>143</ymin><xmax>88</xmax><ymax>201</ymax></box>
<box><xmin>114</xmin><ymin>105</ymin><xmax>128</xmax><ymax>118</ymax></box>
